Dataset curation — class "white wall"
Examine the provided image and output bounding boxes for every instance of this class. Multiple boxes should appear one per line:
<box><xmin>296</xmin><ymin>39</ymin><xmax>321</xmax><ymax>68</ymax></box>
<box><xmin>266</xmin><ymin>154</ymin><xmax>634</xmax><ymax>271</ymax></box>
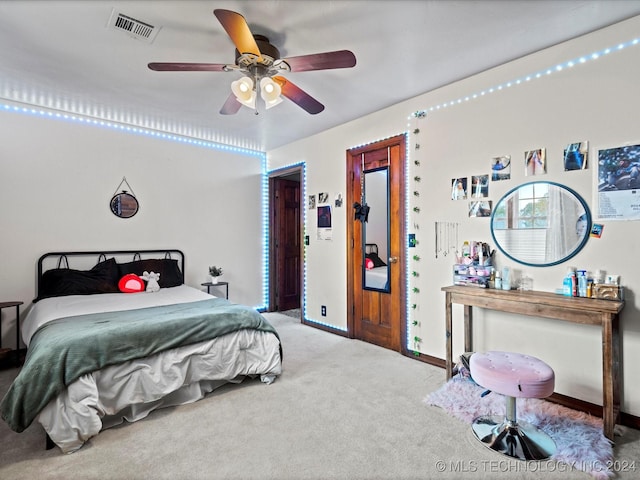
<box><xmin>268</xmin><ymin>16</ymin><xmax>640</xmax><ymax>416</ymax></box>
<box><xmin>0</xmin><ymin>110</ymin><xmax>265</xmax><ymax>348</ymax></box>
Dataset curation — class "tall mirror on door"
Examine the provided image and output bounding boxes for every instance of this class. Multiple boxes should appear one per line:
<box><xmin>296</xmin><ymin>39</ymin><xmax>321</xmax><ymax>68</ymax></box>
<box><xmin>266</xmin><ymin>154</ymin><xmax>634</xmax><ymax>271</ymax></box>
<box><xmin>491</xmin><ymin>181</ymin><xmax>591</xmax><ymax>266</ymax></box>
<box><xmin>363</xmin><ymin>167</ymin><xmax>390</xmax><ymax>292</ymax></box>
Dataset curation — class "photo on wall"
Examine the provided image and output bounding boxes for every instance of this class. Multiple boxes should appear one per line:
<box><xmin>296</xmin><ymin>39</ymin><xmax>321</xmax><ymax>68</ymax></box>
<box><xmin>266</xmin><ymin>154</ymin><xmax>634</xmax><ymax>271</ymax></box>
<box><xmin>597</xmin><ymin>143</ymin><xmax>640</xmax><ymax>220</ymax></box>
<box><xmin>598</xmin><ymin>144</ymin><xmax>640</xmax><ymax>192</ymax></box>
<box><xmin>469</xmin><ymin>200</ymin><xmax>492</xmax><ymax>217</ymax></box>
<box><xmin>491</xmin><ymin>155</ymin><xmax>511</xmax><ymax>181</ymax></box>
<box><xmin>564</xmin><ymin>141</ymin><xmax>589</xmax><ymax>171</ymax></box>
<box><xmin>317</xmin><ymin>205</ymin><xmax>333</xmax><ymax>240</ymax></box>
<box><xmin>451</xmin><ymin>177</ymin><xmax>468</xmax><ymax>200</ymax></box>
<box><xmin>525</xmin><ymin>148</ymin><xmax>546</xmax><ymax>176</ymax></box>
<box><xmin>591</xmin><ymin>223</ymin><xmax>604</xmax><ymax>238</ymax></box>
<box><xmin>471</xmin><ymin>174</ymin><xmax>489</xmax><ymax>198</ymax></box>
<box><xmin>317</xmin><ymin>205</ymin><xmax>332</xmax><ymax>227</ymax></box>
<box><xmin>308</xmin><ymin>194</ymin><xmax>316</xmax><ymax>209</ymax></box>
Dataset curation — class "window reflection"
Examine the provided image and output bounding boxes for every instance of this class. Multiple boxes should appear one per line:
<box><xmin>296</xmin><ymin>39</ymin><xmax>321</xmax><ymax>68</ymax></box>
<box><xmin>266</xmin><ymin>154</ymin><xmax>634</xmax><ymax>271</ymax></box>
<box><xmin>491</xmin><ymin>182</ymin><xmax>590</xmax><ymax>266</ymax></box>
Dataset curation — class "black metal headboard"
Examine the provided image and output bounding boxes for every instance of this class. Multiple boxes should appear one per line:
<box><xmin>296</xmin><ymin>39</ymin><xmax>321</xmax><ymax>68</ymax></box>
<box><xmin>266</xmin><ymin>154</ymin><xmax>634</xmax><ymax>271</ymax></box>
<box><xmin>36</xmin><ymin>249</ymin><xmax>185</xmax><ymax>297</ymax></box>
<box><xmin>365</xmin><ymin>243</ymin><xmax>378</xmax><ymax>255</ymax></box>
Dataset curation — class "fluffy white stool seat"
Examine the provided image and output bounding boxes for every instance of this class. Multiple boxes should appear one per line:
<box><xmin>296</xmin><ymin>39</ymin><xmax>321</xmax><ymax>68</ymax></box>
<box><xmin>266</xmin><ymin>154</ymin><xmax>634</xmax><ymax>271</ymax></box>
<box><xmin>469</xmin><ymin>350</ymin><xmax>556</xmax><ymax>461</ymax></box>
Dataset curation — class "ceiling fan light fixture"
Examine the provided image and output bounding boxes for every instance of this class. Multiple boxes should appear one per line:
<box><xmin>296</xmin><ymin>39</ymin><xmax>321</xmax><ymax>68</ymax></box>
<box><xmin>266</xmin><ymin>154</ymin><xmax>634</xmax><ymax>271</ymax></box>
<box><xmin>231</xmin><ymin>76</ymin><xmax>256</xmax><ymax>108</ymax></box>
<box><xmin>149</xmin><ymin>9</ymin><xmax>356</xmax><ymax>116</ymax></box>
<box><xmin>260</xmin><ymin>77</ymin><xmax>283</xmax><ymax>109</ymax></box>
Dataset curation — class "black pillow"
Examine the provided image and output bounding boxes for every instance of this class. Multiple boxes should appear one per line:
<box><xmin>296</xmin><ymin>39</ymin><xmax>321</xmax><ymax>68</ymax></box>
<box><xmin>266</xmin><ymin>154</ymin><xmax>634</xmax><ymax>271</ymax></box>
<box><xmin>118</xmin><ymin>258</ymin><xmax>183</xmax><ymax>288</ymax></box>
<box><xmin>366</xmin><ymin>252</ymin><xmax>387</xmax><ymax>267</ymax></box>
<box><xmin>37</xmin><ymin>258</ymin><xmax>120</xmax><ymax>302</ymax></box>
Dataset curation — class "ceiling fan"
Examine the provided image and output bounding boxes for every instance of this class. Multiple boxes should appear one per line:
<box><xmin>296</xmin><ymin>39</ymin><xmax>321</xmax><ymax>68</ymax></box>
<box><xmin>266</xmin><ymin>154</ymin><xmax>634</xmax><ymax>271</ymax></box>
<box><xmin>148</xmin><ymin>9</ymin><xmax>357</xmax><ymax>115</ymax></box>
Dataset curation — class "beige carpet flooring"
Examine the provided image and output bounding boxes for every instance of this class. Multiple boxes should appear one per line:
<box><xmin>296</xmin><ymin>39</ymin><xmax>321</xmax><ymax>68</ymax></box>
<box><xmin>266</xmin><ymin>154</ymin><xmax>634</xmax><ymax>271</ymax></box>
<box><xmin>279</xmin><ymin>308</ymin><xmax>301</xmax><ymax>319</ymax></box>
<box><xmin>1</xmin><ymin>312</ymin><xmax>639</xmax><ymax>479</ymax></box>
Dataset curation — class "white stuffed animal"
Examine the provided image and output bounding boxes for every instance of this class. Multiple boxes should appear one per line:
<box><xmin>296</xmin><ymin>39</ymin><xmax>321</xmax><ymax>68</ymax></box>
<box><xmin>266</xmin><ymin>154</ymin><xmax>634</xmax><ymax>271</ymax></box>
<box><xmin>141</xmin><ymin>271</ymin><xmax>161</xmax><ymax>292</ymax></box>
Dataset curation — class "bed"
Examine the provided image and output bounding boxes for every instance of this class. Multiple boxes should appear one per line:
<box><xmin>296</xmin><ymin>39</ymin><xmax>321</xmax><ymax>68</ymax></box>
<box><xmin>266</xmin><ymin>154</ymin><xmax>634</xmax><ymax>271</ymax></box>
<box><xmin>0</xmin><ymin>249</ymin><xmax>282</xmax><ymax>453</ymax></box>
<box><xmin>364</xmin><ymin>243</ymin><xmax>389</xmax><ymax>290</ymax></box>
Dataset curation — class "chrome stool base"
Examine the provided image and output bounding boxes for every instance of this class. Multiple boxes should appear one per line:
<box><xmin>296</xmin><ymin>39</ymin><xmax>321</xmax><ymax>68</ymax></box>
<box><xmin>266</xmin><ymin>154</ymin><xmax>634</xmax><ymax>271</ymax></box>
<box><xmin>471</xmin><ymin>415</ymin><xmax>556</xmax><ymax>461</ymax></box>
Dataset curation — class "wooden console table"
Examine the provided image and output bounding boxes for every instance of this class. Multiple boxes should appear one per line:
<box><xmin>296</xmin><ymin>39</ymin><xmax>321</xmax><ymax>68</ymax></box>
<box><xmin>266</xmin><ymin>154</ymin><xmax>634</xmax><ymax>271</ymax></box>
<box><xmin>442</xmin><ymin>285</ymin><xmax>624</xmax><ymax>440</ymax></box>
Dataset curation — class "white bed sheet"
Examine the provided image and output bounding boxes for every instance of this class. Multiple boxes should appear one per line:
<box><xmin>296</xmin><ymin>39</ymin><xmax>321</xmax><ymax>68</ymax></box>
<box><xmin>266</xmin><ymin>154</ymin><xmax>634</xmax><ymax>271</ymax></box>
<box><xmin>365</xmin><ymin>266</ymin><xmax>388</xmax><ymax>289</ymax></box>
<box><xmin>22</xmin><ymin>284</ymin><xmax>212</xmax><ymax>346</ymax></box>
<box><xmin>24</xmin><ymin>286</ymin><xmax>281</xmax><ymax>453</ymax></box>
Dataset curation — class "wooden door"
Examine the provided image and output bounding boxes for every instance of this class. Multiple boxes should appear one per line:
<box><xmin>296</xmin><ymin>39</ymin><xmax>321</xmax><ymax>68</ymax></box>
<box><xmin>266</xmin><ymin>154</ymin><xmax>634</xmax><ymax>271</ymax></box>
<box><xmin>347</xmin><ymin>135</ymin><xmax>406</xmax><ymax>351</ymax></box>
<box><xmin>271</xmin><ymin>177</ymin><xmax>301</xmax><ymax>312</ymax></box>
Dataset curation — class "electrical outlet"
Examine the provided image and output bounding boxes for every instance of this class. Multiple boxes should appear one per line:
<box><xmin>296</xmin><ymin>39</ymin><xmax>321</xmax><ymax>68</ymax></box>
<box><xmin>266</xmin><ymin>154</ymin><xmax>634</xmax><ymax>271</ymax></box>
<box><xmin>321</xmin><ymin>305</ymin><xmax>327</xmax><ymax>316</ymax></box>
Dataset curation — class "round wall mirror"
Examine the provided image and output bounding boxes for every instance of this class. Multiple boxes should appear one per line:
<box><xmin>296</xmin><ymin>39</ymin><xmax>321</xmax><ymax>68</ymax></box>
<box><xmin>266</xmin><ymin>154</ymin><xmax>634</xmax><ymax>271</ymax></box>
<box><xmin>110</xmin><ymin>192</ymin><xmax>139</xmax><ymax>218</ymax></box>
<box><xmin>490</xmin><ymin>181</ymin><xmax>591</xmax><ymax>266</ymax></box>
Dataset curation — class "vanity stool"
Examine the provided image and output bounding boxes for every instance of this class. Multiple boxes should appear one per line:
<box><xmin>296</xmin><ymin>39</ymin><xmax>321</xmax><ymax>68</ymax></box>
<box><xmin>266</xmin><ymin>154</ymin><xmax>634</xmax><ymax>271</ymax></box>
<box><xmin>470</xmin><ymin>351</ymin><xmax>556</xmax><ymax>461</ymax></box>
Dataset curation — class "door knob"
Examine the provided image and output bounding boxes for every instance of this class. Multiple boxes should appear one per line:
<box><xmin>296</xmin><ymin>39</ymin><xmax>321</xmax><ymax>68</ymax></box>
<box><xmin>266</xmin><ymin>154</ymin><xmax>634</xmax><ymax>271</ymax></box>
<box><xmin>389</xmin><ymin>256</ymin><xmax>398</xmax><ymax>263</ymax></box>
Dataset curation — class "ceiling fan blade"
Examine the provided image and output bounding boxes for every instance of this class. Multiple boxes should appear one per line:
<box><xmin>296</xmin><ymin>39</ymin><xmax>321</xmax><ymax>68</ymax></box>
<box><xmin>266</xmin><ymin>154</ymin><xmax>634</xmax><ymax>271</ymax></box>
<box><xmin>148</xmin><ymin>62</ymin><xmax>228</xmax><ymax>72</ymax></box>
<box><xmin>273</xmin><ymin>76</ymin><xmax>324</xmax><ymax>115</ymax></box>
<box><xmin>220</xmin><ymin>93</ymin><xmax>242</xmax><ymax>115</ymax></box>
<box><xmin>214</xmin><ymin>9</ymin><xmax>262</xmax><ymax>59</ymax></box>
<box><xmin>281</xmin><ymin>50</ymin><xmax>356</xmax><ymax>72</ymax></box>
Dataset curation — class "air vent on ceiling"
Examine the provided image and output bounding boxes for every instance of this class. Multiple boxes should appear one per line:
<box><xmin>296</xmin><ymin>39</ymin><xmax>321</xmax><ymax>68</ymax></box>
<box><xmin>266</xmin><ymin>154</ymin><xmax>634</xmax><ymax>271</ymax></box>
<box><xmin>107</xmin><ymin>8</ymin><xmax>160</xmax><ymax>43</ymax></box>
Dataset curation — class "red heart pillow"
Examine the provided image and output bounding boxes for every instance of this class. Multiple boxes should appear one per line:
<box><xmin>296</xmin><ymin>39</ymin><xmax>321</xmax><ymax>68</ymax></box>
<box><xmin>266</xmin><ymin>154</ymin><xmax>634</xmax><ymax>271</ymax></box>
<box><xmin>118</xmin><ymin>274</ymin><xmax>145</xmax><ymax>293</ymax></box>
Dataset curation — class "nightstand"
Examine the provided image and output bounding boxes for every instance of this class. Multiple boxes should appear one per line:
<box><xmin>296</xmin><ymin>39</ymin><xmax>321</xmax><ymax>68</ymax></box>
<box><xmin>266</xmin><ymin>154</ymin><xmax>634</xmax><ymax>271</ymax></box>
<box><xmin>0</xmin><ymin>301</ymin><xmax>23</xmax><ymax>366</ymax></box>
<box><xmin>201</xmin><ymin>281</ymin><xmax>229</xmax><ymax>299</ymax></box>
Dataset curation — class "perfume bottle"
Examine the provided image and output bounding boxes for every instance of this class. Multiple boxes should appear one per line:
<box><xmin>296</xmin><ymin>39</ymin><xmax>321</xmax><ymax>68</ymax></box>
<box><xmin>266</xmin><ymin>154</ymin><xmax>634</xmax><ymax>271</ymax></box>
<box><xmin>494</xmin><ymin>270</ymin><xmax>502</xmax><ymax>290</ymax></box>
<box><xmin>502</xmin><ymin>267</ymin><xmax>511</xmax><ymax>290</ymax></box>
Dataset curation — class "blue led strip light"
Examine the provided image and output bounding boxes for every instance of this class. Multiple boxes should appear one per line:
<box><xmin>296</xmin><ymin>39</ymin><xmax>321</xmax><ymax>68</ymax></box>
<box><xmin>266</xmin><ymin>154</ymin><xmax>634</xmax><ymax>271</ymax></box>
<box><xmin>268</xmin><ymin>161</ymin><xmax>347</xmax><ymax>331</ymax></box>
<box><xmin>0</xmin><ymin>102</ymin><xmax>264</xmax><ymax>158</ymax></box>
<box><xmin>300</xmin><ymin>163</ymin><xmax>308</xmax><ymax>322</ymax></box>
<box><xmin>404</xmin><ymin>131</ymin><xmax>412</xmax><ymax>351</ymax></box>
<box><xmin>301</xmin><ymin>163</ymin><xmax>309</xmax><ymax>323</ymax></box>
<box><xmin>258</xmin><ymin>154</ymin><xmax>270</xmax><ymax>311</ymax></box>
<box><xmin>419</xmin><ymin>37</ymin><xmax>639</xmax><ymax>113</ymax></box>
<box><xmin>265</xmin><ymin>161</ymin><xmax>308</xmax><ymax>318</ymax></box>
<box><xmin>403</xmin><ymin>37</ymin><xmax>640</xmax><ymax>353</ymax></box>
<box><xmin>1</xmin><ymin>101</ymin><xmax>270</xmax><ymax>310</ymax></box>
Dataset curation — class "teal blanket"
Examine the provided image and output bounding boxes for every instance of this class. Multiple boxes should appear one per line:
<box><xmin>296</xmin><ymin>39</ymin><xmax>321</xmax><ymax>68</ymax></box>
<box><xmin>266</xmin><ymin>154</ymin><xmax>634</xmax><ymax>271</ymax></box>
<box><xmin>1</xmin><ymin>297</ymin><xmax>279</xmax><ymax>432</ymax></box>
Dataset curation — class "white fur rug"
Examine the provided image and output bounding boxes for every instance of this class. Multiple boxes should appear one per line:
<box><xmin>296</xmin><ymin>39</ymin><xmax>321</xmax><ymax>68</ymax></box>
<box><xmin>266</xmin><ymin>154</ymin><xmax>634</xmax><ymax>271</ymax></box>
<box><xmin>425</xmin><ymin>375</ymin><xmax>614</xmax><ymax>479</ymax></box>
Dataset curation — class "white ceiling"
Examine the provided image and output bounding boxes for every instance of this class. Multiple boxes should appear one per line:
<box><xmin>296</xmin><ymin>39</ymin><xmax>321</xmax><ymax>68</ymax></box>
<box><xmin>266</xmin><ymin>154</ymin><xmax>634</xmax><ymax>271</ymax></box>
<box><xmin>1</xmin><ymin>1</ymin><xmax>640</xmax><ymax>152</ymax></box>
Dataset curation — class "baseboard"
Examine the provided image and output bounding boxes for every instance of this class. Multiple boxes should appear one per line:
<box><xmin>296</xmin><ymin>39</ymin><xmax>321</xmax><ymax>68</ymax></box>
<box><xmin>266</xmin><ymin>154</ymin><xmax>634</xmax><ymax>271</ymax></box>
<box><xmin>409</xmin><ymin>351</ymin><xmax>640</xmax><ymax>431</ymax></box>
<box><xmin>547</xmin><ymin>392</ymin><xmax>602</xmax><ymax>416</ymax></box>
<box><xmin>404</xmin><ymin>350</ymin><xmax>445</xmax><ymax>368</ymax></box>
<box><xmin>620</xmin><ymin>411</ymin><xmax>640</xmax><ymax>430</ymax></box>
<box><xmin>302</xmin><ymin>318</ymin><xmax>349</xmax><ymax>337</ymax></box>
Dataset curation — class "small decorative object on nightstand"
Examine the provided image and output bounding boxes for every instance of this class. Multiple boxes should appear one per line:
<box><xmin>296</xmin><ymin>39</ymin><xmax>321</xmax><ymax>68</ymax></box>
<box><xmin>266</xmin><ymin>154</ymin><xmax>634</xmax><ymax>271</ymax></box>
<box><xmin>201</xmin><ymin>281</ymin><xmax>229</xmax><ymax>299</ymax></box>
<box><xmin>0</xmin><ymin>301</ymin><xmax>23</xmax><ymax>366</ymax></box>
<box><xmin>208</xmin><ymin>266</ymin><xmax>223</xmax><ymax>284</ymax></box>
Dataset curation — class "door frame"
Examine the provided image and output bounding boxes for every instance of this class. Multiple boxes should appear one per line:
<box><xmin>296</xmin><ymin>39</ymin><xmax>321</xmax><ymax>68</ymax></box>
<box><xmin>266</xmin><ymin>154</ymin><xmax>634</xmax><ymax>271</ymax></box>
<box><xmin>268</xmin><ymin>165</ymin><xmax>304</xmax><ymax>315</ymax></box>
<box><xmin>346</xmin><ymin>134</ymin><xmax>407</xmax><ymax>352</ymax></box>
